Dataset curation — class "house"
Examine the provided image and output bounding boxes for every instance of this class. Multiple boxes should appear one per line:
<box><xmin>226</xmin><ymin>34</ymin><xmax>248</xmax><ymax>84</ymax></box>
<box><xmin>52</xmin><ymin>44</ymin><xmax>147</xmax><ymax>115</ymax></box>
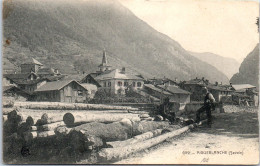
<box><xmin>80</xmin><ymin>83</ymin><xmax>98</xmax><ymax>99</ymax></box>
<box><xmin>3</xmin><ymin>73</ymin><xmax>39</xmax><ymax>86</ymax></box>
<box><xmin>231</xmin><ymin>84</ymin><xmax>257</xmax><ymax>94</ymax></box>
<box><xmin>16</xmin><ymin>79</ymin><xmax>47</xmax><ymax>93</ymax></box>
<box><xmin>81</xmin><ymin>50</ymin><xmax>144</xmax><ymax>95</ymax></box>
<box><xmin>180</xmin><ymin>77</ymin><xmax>209</xmax><ymax>101</ymax></box>
<box><xmin>157</xmin><ymin>85</ymin><xmax>191</xmax><ymax>103</ymax></box>
<box><xmin>20</xmin><ymin>58</ymin><xmax>43</xmax><ymax>73</ymax></box>
<box><xmin>3</xmin><ymin>86</ymin><xmax>31</xmax><ymax>101</ymax></box>
<box><xmin>37</xmin><ymin>67</ymin><xmax>60</xmax><ymax>77</ymax></box>
<box><xmin>94</xmin><ymin>68</ymin><xmax>144</xmax><ymax>95</ymax></box>
<box><xmin>207</xmin><ymin>82</ymin><xmax>233</xmax><ymax>103</ymax></box>
<box><xmin>34</xmin><ymin>80</ymin><xmax>88</xmax><ymax>103</ymax></box>
<box><xmin>146</xmin><ymin>77</ymin><xmax>179</xmax><ymax>87</ymax></box>
<box><xmin>231</xmin><ymin>84</ymin><xmax>258</xmax><ymax>106</ymax></box>
<box><xmin>143</xmin><ymin>84</ymin><xmax>172</xmax><ymax>101</ymax></box>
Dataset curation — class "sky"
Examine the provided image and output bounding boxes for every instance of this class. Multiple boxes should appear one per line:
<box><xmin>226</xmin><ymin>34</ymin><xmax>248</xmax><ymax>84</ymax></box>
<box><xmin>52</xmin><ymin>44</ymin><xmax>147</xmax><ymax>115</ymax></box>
<box><xmin>119</xmin><ymin>0</ymin><xmax>259</xmax><ymax>63</ymax></box>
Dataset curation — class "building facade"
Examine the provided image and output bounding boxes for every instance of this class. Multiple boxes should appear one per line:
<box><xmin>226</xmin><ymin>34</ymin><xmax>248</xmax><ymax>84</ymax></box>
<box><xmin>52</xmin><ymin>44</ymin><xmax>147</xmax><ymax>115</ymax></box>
<box><xmin>34</xmin><ymin>80</ymin><xmax>88</xmax><ymax>103</ymax></box>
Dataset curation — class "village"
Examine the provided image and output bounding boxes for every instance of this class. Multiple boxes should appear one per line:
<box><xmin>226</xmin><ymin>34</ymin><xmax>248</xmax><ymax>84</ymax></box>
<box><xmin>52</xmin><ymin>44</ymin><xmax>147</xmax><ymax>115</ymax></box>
<box><xmin>3</xmin><ymin>50</ymin><xmax>259</xmax><ymax>106</ymax></box>
<box><xmin>2</xmin><ymin>49</ymin><xmax>259</xmax><ymax>164</ymax></box>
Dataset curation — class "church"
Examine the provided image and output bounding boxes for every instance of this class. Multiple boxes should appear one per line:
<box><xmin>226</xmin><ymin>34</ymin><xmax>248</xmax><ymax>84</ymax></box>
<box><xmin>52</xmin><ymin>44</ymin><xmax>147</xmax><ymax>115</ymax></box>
<box><xmin>81</xmin><ymin>50</ymin><xmax>144</xmax><ymax>95</ymax></box>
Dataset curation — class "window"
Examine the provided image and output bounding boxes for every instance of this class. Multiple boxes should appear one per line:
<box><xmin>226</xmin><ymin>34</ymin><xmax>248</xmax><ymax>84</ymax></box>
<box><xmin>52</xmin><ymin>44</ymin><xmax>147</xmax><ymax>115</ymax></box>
<box><xmin>118</xmin><ymin>81</ymin><xmax>122</xmax><ymax>86</ymax></box>
<box><xmin>124</xmin><ymin>82</ymin><xmax>128</xmax><ymax>87</ymax></box>
<box><xmin>78</xmin><ymin>90</ymin><xmax>83</xmax><ymax>96</ymax></box>
<box><xmin>132</xmin><ymin>82</ymin><xmax>136</xmax><ymax>87</ymax></box>
<box><xmin>137</xmin><ymin>82</ymin><xmax>142</xmax><ymax>87</ymax></box>
<box><xmin>108</xmin><ymin>82</ymin><xmax>111</xmax><ymax>87</ymax></box>
<box><xmin>104</xmin><ymin>82</ymin><xmax>107</xmax><ymax>87</ymax></box>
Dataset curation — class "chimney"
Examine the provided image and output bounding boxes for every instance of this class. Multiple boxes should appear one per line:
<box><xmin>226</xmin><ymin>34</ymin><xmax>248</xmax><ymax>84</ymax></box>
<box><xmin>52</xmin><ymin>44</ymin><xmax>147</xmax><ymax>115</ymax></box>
<box><xmin>215</xmin><ymin>81</ymin><xmax>218</xmax><ymax>86</ymax></box>
<box><xmin>175</xmin><ymin>77</ymin><xmax>178</xmax><ymax>82</ymax></box>
<box><xmin>230</xmin><ymin>82</ymin><xmax>232</xmax><ymax>86</ymax></box>
<box><xmin>121</xmin><ymin>67</ymin><xmax>126</xmax><ymax>74</ymax></box>
<box><xmin>202</xmin><ymin>77</ymin><xmax>204</xmax><ymax>81</ymax></box>
<box><xmin>196</xmin><ymin>77</ymin><xmax>198</xmax><ymax>79</ymax></box>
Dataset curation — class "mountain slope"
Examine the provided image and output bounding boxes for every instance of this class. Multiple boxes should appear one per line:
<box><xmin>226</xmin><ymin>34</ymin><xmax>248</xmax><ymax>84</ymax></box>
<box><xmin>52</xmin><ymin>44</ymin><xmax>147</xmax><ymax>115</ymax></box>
<box><xmin>189</xmin><ymin>52</ymin><xmax>240</xmax><ymax>79</ymax></box>
<box><xmin>3</xmin><ymin>0</ymin><xmax>229</xmax><ymax>83</ymax></box>
<box><xmin>230</xmin><ymin>44</ymin><xmax>259</xmax><ymax>90</ymax></box>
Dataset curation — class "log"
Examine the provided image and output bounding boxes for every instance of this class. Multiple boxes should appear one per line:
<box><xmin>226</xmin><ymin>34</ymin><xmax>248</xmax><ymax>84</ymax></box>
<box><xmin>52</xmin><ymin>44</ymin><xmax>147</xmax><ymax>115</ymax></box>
<box><xmin>107</xmin><ymin>129</ymin><xmax>163</xmax><ymax>148</ymax></box>
<box><xmin>23</xmin><ymin>131</ymin><xmax>55</xmax><ymax>141</ymax></box>
<box><xmin>14</xmin><ymin>101</ymin><xmax>138</xmax><ymax>111</ymax></box>
<box><xmin>41</xmin><ymin>113</ymin><xmax>63</xmax><ymax>124</ymax></box>
<box><xmin>63</xmin><ymin>112</ymin><xmax>140</xmax><ymax>126</ymax></box>
<box><xmin>2</xmin><ymin>108</ymin><xmax>14</xmax><ymax>115</ymax></box>
<box><xmin>55</xmin><ymin>126</ymin><xmax>73</xmax><ymax>138</ymax></box>
<box><xmin>98</xmin><ymin>124</ymin><xmax>194</xmax><ymax>161</ymax></box>
<box><xmin>37</xmin><ymin>121</ymin><xmax>65</xmax><ymax>131</ymax></box>
<box><xmin>139</xmin><ymin>114</ymin><xmax>150</xmax><ymax>118</ymax></box>
<box><xmin>134</xmin><ymin>121</ymin><xmax>170</xmax><ymax>135</ymax></box>
<box><xmin>72</xmin><ymin>122</ymin><xmax>131</xmax><ymax>142</ymax></box>
<box><xmin>68</xmin><ymin>130</ymin><xmax>104</xmax><ymax>152</ymax></box>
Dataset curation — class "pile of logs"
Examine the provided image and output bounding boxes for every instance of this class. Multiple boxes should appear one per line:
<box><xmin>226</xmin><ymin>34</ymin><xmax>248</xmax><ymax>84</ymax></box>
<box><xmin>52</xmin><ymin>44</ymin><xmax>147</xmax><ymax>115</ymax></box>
<box><xmin>3</xmin><ymin>104</ymin><xmax>199</xmax><ymax>164</ymax></box>
<box><xmin>14</xmin><ymin>102</ymin><xmax>139</xmax><ymax>111</ymax></box>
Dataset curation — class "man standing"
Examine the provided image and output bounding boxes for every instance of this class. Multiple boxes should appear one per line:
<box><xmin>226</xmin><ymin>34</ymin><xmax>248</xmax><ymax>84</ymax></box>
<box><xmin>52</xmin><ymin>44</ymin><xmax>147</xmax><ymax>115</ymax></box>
<box><xmin>196</xmin><ymin>87</ymin><xmax>215</xmax><ymax>127</ymax></box>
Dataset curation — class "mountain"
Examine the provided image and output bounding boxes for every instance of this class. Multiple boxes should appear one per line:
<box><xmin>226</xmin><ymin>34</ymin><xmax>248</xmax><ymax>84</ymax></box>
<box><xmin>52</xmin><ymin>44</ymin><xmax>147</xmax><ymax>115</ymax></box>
<box><xmin>230</xmin><ymin>44</ymin><xmax>259</xmax><ymax>90</ymax></box>
<box><xmin>3</xmin><ymin>0</ymin><xmax>229</xmax><ymax>83</ymax></box>
<box><xmin>189</xmin><ymin>52</ymin><xmax>240</xmax><ymax>79</ymax></box>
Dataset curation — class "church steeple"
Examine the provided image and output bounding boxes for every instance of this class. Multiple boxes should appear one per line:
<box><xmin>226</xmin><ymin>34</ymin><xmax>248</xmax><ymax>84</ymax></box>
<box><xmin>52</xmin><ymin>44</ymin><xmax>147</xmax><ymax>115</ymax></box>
<box><xmin>98</xmin><ymin>49</ymin><xmax>112</xmax><ymax>72</ymax></box>
<box><xmin>102</xmin><ymin>50</ymin><xmax>108</xmax><ymax>64</ymax></box>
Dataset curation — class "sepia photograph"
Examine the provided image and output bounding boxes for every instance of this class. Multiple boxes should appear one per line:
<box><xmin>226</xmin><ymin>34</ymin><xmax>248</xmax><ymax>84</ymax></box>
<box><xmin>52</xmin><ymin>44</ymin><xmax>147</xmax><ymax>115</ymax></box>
<box><xmin>1</xmin><ymin>0</ymin><xmax>259</xmax><ymax>164</ymax></box>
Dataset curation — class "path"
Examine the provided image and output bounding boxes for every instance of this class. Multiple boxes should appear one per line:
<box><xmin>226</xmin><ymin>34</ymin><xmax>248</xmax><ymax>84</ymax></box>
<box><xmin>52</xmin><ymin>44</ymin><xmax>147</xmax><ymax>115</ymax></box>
<box><xmin>115</xmin><ymin>110</ymin><xmax>259</xmax><ymax>164</ymax></box>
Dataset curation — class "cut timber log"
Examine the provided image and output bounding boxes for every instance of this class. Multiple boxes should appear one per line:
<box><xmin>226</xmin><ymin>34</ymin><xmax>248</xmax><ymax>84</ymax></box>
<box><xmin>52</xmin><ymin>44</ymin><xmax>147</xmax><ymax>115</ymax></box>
<box><xmin>55</xmin><ymin>126</ymin><xmax>73</xmax><ymax>138</ymax></box>
<box><xmin>71</xmin><ymin>122</ymin><xmax>131</xmax><ymax>142</ymax></box>
<box><xmin>23</xmin><ymin>131</ymin><xmax>55</xmax><ymax>141</ymax></box>
<box><xmin>41</xmin><ymin>113</ymin><xmax>63</xmax><ymax>124</ymax></box>
<box><xmin>2</xmin><ymin>108</ymin><xmax>14</xmax><ymax>115</ymax></box>
<box><xmin>14</xmin><ymin>101</ymin><xmax>138</xmax><ymax>111</ymax></box>
<box><xmin>98</xmin><ymin>124</ymin><xmax>194</xmax><ymax>161</ymax></box>
<box><xmin>133</xmin><ymin>121</ymin><xmax>170</xmax><ymax>135</ymax></box>
<box><xmin>37</xmin><ymin>121</ymin><xmax>65</xmax><ymax>131</ymax></box>
<box><xmin>63</xmin><ymin>112</ymin><xmax>140</xmax><ymax>126</ymax></box>
<box><xmin>107</xmin><ymin>129</ymin><xmax>163</xmax><ymax>148</ymax></box>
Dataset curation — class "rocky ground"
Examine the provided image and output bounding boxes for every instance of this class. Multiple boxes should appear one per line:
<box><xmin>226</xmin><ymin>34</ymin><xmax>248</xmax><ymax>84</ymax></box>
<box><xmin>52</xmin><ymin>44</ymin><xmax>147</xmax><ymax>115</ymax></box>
<box><xmin>115</xmin><ymin>106</ymin><xmax>259</xmax><ymax>164</ymax></box>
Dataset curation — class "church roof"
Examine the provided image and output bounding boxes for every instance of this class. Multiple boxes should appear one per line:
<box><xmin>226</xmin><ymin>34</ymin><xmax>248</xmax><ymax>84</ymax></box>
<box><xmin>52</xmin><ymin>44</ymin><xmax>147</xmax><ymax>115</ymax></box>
<box><xmin>94</xmin><ymin>69</ymin><xmax>143</xmax><ymax>81</ymax></box>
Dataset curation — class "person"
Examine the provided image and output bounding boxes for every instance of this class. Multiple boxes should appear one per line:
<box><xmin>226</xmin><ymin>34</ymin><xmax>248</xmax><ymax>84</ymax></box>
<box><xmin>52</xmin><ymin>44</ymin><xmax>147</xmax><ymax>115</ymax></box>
<box><xmin>196</xmin><ymin>87</ymin><xmax>215</xmax><ymax>127</ymax></box>
<box><xmin>159</xmin><ymin>97</ymin><xmax>170</xmax><ymax>121</ymax></box>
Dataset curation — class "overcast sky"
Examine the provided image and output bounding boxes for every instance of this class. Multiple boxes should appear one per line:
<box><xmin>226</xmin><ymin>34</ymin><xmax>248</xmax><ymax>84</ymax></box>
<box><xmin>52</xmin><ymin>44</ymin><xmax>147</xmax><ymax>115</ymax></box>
<box><xmin>119</xmin><ymin>0</ymin><xmax>259</xmax><ymax>63</ymax></box>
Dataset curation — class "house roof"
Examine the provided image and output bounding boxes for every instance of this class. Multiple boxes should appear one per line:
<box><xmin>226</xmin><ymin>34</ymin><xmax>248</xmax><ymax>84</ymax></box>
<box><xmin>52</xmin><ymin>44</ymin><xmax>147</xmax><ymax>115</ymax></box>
<box><xmin>80</xmin><ymin>83</ymin><xmax>98</xmax><ymax>91</ymax></box>
<box><xmin>157</xmin><ymin>85</ymin><xmax>191</xmax><ymax>94</ymax></box>
<box><xmin>144</xmin><ymin>84</ymin><xmax>172</xmax><ymax>95</ymax></box>
<box><xmin>207</xmin><ymin>84</ymin><xmax>233</xmax><ymax>92</ymax></box>
<box><xmin>232</xmin><ymin>84</ymin><xmax>256</xmax><ymax>91</ymax></box>
<box><xmin>4</xmin><ymin>73</ymin><xmax>31</xmax><ymax>79</ymax></box>
<box><xmin>3</xmin><ymin>86</ymin><xmax>32</xmax><ymax>95</ymax></box>
<box><xmin>184</xmin><ymin>78</ymin><xmax>207</xmax><ymax>85</ymax></box>
<box><xmin>35</xmin><ymin>80</ymin><xmax>87</xmax><ymax>92</ymax></box>
<box><xmin>44</xmin><ymin>75</ymin><xmax>66</xmax><ymax>81</ymax></box>
<box><xmin>14</xmin><ymin>79</ymin><xmax>47</xmax><ymax>85</ymax></box>
<box><xmin>94</xmin><ymin>69</ymin><xmax>143</xmax><ymax>80</ymax></box>
<box><xmin>37</xmin><ymin>67</ymin><xmax>55</xmax><ymax>75</ymax></box>
<box><xmin>22</xmin><ymin>58</ymin><xmax>43</xmax><ymax>66</ymax></box>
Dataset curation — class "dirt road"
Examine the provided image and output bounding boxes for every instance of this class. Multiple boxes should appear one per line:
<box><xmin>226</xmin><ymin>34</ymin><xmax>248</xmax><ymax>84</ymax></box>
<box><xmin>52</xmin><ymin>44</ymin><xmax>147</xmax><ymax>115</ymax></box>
<box><xmin>115</xmin><ymin>109</ymin><xmax>259</xmax><ymax>164</ymax></box>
